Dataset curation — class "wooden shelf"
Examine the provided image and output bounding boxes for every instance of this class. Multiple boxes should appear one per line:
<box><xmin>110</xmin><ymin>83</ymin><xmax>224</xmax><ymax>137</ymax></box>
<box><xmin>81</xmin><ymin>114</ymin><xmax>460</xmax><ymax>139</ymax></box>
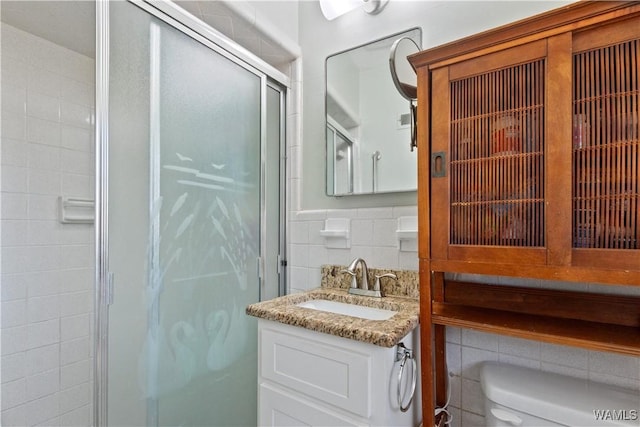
<box><xmin>432</xmin><ymin>303</ymin><xmax>640</xmax><ymax>356</ymax></box>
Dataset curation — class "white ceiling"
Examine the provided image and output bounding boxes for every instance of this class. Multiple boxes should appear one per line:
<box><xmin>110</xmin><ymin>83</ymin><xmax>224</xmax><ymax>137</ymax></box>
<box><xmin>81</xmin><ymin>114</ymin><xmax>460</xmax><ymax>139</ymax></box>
<box><xmin>1</xmin><ymin>0</ymin><xmax>96</xmax><ymax>58</ymax></box>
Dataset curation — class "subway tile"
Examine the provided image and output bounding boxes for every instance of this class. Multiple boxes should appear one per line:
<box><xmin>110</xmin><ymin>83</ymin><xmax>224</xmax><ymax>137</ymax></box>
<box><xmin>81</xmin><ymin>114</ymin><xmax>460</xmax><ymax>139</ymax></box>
<box><xmin>589</xmin><ymin>351</ymin><xmax>640</xmax><ymax>380</ymax></box>
<box><xmin>1</xmin><ymin>325</ymin><xmax>28</xmax><ymax>355</ymax></box>
<box><xmin>326</xmin><ymin>209</ymin><xmax>357</xmax><ymax>219</ymax></box>
<box><xmin>497</xmin><ymin>353</ymin><xmax>541</xmax><ymax>370</ymax></box>
<box><xmin>357</xmin><ymin>207</ymin><xmax>393</xmax><ymax>219</ymax></box>
<box><xmin>61</xmin><ymin>173</ymin><xmax>92</xmax><ymax>198</ymax></box>
<box><xmin>1</xmin><ymin>379</ymin><xmax>26</xmax><ymax>410</ymax></box>
<box><xmin>60</xmin><ymin>360</ymin><xmax>91</xmax><ymax>389</ymax></box>
<box><xmin>24</xmin><ymin>393</ymin><xmax>59</xmax><ymax>426</ymax></box>
<box><xmin>1</xmin><ymin>219</ymin><xmax>28</xmax><ymax>247</ymax></box>
<box><xmin>461</xmin><ymin>346</ymin><xmax>499</xmax><ymax>381</ymax></box>
<box><xmin>26</xmin><ymin>368</ymin><xmax>60</xmax><ymax>401</ymax></box>
<box><xmin>1</xmin><ymin>138</ymin><xmax>28</xmax><ymax>167</ymax></box>
<box><xmin>60</xmin><ymin>125</ymin><xmax>92</xmax><ymax>152</ymax></box>
<box><xmin>288</xmin><ymin>267</ymin><xmax>308</xmax><ymax>291</ymax></box>
<box><xmin>461</xmin><ymin>378</ymin><xmax>484</xmax><ymax>416</ymax></box>
<box><xmin>1</xmin><ymin>56</ymin><xmax>28</xmax><ymax>87</ymax></box>
<box><xmin>59</xmin><ymin>383</ymin><xmax>90</xmax><ymax>415</ymax></box>
<box><xmin>27</xmin><ymin>319</ymin><xmax>60</xmax><ymax>349</ymax></box>
<box><xmin>1</xmin><ymin>246</ymin><xmax>30</xmax><ymax>275</ymax></box>
<box><xmin>498</xmin><ymin>335</ymin><xmax>540</xmax><ymax>360</ymax></box>
<box><xmin>1</xmin><ymin>192</ymin><xmax>28</xmax><ymax>219</ymax></box>
<box><xmin>26</xmin><ymin>116</ymin><xmax>60</xmax><ymax>146</ymax></box>
<box><xmin>26</xmin><ymin>344</ymin><xmax>60</xmax><ymax>376</ymax></box>
<box><xmin>59</xmin><ymin>291</ymin><xmax>92</xmax><ymax>318</ymax></box>
<box><xmin>288</xmin><ymin>244</ymin><xmax>309</xmax><ymax>268</ymax></box>
<box><xmin>0</xmin><ymin>273</ymin><xmax>28</xmax><ymax>301</ymax></box>
<box><xmin>26</xmin><ymin>245</ymin><xmax>61</xmax><ymax>272</ymax></box>
<box><xmin>29</xmin><ymin>168</ymin><xmax>61</xmax><ymax>195</ymax></box>
<box><xmin>2</xmin><ymin>83</ymin><xmax>27</xmax><ymax>115</ymax></box>
<box><xmin>27</xmin><ymin>270</ymin><xmax>61</xmax><ymax>297</ymax></box>
<box><xmin>589</xmin><ymin>371</ymin><xmax>640</xmax><ymax>392</ymax></box>
<box><xmin>27</xmin><ymin>220</ymin><xmax>60</xmax><ymax>246</ymax></box>
<box><xmin>58</xmin><ymin>268</ymin><xmax>92</xmax><ymax>294</ymax></box>
<box><xmin>1</xmin><ymin>352</ymin><xmax>26</xmax><ymax>383</ymax></box>
<box><xmin>447</xmin><ymin>344</ymin><xmax>462</xmax><ymax>377</ymax></box>
<box><xmin>58</xmin><ymin>223</ymin><xmax>93</xmax><ymax>246</ymax></box>
<box><xmin>398</xmin><ymin>251</ymin><xmax>418</xmax><ymax>271</ymax></box>
<box><xmin>60</xmin><ymin>337</ymin><xmax>90</xmax><ymax>366</ymax></box>
<box><xmin>372</xmin><ymin>219</ymin><xmax>398</xmax><ymax>247</ymax></box>
<box><xmin>1</xmin><ymin>165</ymin><xmax>28</xmax><ymax>193</ymax></box>
<box><xmin>0</xmin><ymin>111</ymin><xmax>27</xmax><ymax>141</ymax></box>
<box><xmin>28</xmin><ymin>66</ymin><xmax>61</xmax><ymax>98</ymax></box>
<box><xmin>60</xmin><ymin>101</ymin><xmax>92</xmax><ymax>129</ymax></box>
<box><xmin>307</xmin><ymin>220</ymin><xmax>326</xmax><ymax>245</ymax></box>
<box><xmin>446</xmin><ymin>327</ymin><xmax>462</xmax><ymax>345</ymax></box>
<box><xmin>540</xmin><ymin>362</ymin><xmax>588</xmax><ymax>381</ymax></box>
<box><xmin>462</xmin><ymin>330</ymin><xmax>499</xmax><ymax>352</ymax></box>
<box><xmin>59</xmin><ymin>77</ymin><xmax>94</xmax><ymax>107</ymax></box>
<box><xmin>308</xmin><ymin>245</ymin><xmax>328</xmax><ymax>267</ymax></box>
<box><xmin>58</xmin><ymin>52</ymin><xmax>94</xmax><ymax>85</ymax></box>
<box><xmin>59</xmin><ymin>245</ymin><xmax>93</xmax><ymax>270</ymax></box>
<box><xmin>368</xmin><ymin>246</ymin><xmax>399</xmax><ymax>269</ymax></box>
<box><xmin>29</xmin><ymin>36</ymin><xmax>63</xmax><ymax>73</ymax></box>
<box><xmin>28</xmin><ymin>194</ymin><xmax>59</xmax><ymax>220</ymax></box>
<box><xmin>59</xmin><ymin>404</ymin><xmax>91</xmax><ymax>427</ymax></box>
<box><xmin>1</xmin><ymin>404</ymin><xmax>27</xmax><ymax>427</ymax></box>
<box><xmin>27</xmin><ymin>91</ymin><xmax>60</xmax><ymax>122</ymax></box>
<box><xmin>28</xmin><ymin>142</ymin><xmax>61</xmax><ymax>171</ymax></box>
<box><xmin>1</xmin><ymin>299</ymin><xmax>27</xmax><ymax>328</ymax></box>
<box><xmin>61</xmin><ymin>314</ymin><xmax>91</xmax><ymax>342</ymax></box>
<box><xmin>288</xmin><ymin>220</ymin><xmax>308</xmax><ymax>244</ymax></box>
<box><xmin>540</xmin><ymin>342</ymin><xmax>589</xmax><ymax>370</ymax></box>
<box><xmin>1</xmin><ymin>24</ymin><xmax>31</xmax><ymax>59</ymax></box>
<box><xmin>392</xmin><ymin>205</ymin><xmax>418</xmax><ymax>218</ymax></box>
<box><xmin>27</xmin><ymin>294</ymin><xmax>60</xmax><ymax>323</ymax></box>
<box><xmin>461</xmin><ymin>410</ymin><xmax>485</xmax><ymax>427</ymax></box>
<box><xmin>326</xmin><ymin>247</ymin><xmax>352</xmax><ymax>265</ymax></box>
<box><xmin>351</xmin><ymin>219</ymin><xmax>374</xmax><ymax>246</ymax></box>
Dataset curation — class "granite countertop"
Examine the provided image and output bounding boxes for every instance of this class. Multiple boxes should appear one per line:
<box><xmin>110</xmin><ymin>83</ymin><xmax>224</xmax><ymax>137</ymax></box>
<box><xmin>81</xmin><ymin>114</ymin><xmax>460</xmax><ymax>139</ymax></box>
<box><xmin>246</xmin><ymin>287</ymin><xmax>419</xmax><ymax>348</ymax></box>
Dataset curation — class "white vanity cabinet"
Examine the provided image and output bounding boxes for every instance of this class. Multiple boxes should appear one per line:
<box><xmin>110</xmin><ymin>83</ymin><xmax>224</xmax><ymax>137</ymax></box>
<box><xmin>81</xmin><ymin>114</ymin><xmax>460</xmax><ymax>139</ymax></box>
<box><xmin>257</xmin><ymin>319</ymin><xmax>421</xmax><ymax>427</ymax></box>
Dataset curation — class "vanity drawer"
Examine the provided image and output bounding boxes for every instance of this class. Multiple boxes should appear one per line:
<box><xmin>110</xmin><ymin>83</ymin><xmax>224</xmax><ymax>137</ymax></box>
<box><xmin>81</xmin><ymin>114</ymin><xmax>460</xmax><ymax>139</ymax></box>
<box><xmin>258</xmin><ymin>383</ymin><xmax>365</xmax><ymax>427</ymax></box>
<box><xmin>259</xmin><ymin>323</ymin><xmax>372</xmax><ymax>418</ymax></box>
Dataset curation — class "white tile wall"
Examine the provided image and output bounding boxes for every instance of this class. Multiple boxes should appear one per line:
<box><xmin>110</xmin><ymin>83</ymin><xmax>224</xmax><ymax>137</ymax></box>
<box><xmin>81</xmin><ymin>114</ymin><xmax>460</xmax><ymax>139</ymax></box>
<box><xmin>288</xmin><ymin>211</ymin><xmax>640</xmax><ymax>424</ymax></box>
<box><xmin>1</xmin><ymin>24</ymin><xmax>94</xmax><ymax>426</ymax></box>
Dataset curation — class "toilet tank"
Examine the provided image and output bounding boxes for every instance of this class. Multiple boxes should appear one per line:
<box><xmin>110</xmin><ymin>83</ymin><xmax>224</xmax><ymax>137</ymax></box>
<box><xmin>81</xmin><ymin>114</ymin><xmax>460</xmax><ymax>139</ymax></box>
<box><xmin>479</xmin><ymin>362</ymin><xmax>640</xmax><ymax>427</ymax></box>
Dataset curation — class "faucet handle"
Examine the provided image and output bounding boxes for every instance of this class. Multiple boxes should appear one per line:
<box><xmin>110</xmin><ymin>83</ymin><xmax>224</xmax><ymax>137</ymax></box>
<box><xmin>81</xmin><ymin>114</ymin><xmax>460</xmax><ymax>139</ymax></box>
<box><xmin>373</xmin><ymin>273</ymin><xmax>397</xmax><ymax>292</ymax></box>
<box><xmin>340</xmin><ymin>269</ymin><xmax>358</xmax><ymax>289</ymax></box>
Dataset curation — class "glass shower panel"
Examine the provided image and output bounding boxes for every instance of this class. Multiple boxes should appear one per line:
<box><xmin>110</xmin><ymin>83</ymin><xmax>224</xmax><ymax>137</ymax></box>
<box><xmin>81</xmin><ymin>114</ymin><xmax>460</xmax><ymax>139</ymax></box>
<box><xmin>108</xmin><ymin>2</ymin><xmax>260</xmax><ymax>426</ymax></box>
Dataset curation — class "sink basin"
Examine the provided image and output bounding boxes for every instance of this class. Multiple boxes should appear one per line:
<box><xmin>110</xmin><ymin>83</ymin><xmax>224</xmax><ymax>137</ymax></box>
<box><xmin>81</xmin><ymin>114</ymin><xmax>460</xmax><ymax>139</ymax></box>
<box><xmin>297</xmin><ymin>299</ymin><xmax>397</xmax><ymax>320</ymax></box>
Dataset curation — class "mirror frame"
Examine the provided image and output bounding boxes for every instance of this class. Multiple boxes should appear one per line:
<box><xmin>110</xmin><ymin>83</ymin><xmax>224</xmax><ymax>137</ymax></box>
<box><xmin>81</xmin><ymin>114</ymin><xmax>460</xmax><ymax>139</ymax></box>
<box><xmin>324</xmin><ymin>28</ymin><xmax>422</xmax><ymax>197</ymax></box>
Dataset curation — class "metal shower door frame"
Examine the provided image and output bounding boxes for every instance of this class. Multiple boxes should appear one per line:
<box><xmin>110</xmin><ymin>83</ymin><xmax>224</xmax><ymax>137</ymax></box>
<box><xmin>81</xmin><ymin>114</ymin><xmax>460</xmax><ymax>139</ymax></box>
<box><xmin>94</xmin><ymin>1</ymin><xmax>289</xmax><ymax>425</ymax></box>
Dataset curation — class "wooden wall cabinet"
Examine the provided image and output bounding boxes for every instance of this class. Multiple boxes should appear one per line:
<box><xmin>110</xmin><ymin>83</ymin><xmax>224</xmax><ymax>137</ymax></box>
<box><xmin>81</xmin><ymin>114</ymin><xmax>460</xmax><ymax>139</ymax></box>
<box><xmin>410</xmin><ymin>2</ymin><xmax>640</xmax><ymax>425</ymax></box>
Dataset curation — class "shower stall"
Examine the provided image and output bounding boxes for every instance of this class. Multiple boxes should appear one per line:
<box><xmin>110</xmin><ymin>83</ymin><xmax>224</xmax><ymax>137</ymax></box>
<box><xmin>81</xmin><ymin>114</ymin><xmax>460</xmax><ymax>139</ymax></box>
<box><xmin>1</xmin><ymin>1</ymin><xmax>287</xmax><ymax>425</ymax></box>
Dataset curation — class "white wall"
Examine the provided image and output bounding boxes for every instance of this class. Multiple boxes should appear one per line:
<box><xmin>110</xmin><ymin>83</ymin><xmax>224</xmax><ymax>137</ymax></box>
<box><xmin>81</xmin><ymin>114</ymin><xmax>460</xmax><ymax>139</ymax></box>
<box><xmin>298</xmin><ymin>0</ymin><xmax>575</xmax><ymax>210</ymax></box>
<box><xmin>1</xmin><ymin>23</ymin><xmax>94</xmax><ymax>426</ymax></box>
<box><xmin>291</xmin><ymin>2</ymin><xmax>640</xmax><ymax>425</ymax></box>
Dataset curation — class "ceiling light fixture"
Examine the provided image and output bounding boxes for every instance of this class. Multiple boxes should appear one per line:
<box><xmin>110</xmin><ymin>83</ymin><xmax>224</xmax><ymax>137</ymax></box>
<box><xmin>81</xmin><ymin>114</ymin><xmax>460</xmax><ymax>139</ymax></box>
<box><xmin>319</xmin><ymin>0</ymin><xmax>389</xmax><ymax>21</ymax></box>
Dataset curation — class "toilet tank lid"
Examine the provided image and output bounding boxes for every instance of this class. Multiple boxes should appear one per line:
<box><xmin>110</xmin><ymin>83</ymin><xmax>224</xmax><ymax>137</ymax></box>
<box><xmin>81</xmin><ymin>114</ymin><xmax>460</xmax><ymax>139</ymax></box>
<box><xmin>479</xmin><ymin>362</ymin><xmax>640</xmax><ymax>427</ymax></box>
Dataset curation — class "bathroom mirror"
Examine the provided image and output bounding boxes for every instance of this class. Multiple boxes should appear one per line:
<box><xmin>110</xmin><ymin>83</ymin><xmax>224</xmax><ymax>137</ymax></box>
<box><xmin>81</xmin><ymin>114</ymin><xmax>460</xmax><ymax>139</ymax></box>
<box><xmin>326</xmin><ymin>28</ymin><xmax>422</xmax><ymax>196</ymax></box>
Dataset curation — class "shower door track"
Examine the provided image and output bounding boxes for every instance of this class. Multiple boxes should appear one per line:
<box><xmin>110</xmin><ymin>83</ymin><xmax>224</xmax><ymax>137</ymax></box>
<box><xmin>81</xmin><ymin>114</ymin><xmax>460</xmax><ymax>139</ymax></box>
<box><xmin>95</xmin><ymin>1</ymin><xmax>290</xmax><ymax>425</ymax></box>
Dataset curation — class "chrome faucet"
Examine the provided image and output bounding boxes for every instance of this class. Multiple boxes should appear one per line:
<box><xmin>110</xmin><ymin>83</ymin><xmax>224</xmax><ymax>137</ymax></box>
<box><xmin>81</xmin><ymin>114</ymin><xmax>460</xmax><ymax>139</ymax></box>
<box><xmin>342</xmin><ymin>258</ymin><xmax>393</xmax><ymax>298</ymax></box>
<box><xmin>345</xmin><ymin>257</ymin><xmax>370</xmax><ymax>290</ymax></box>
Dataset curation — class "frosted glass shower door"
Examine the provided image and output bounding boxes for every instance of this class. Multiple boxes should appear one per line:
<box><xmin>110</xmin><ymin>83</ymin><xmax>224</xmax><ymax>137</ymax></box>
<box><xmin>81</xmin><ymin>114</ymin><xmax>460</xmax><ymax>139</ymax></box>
<box><xmin>107</xmin><ymin>2</ymin><xmax>261</xmax><ymax>425</ymax></box>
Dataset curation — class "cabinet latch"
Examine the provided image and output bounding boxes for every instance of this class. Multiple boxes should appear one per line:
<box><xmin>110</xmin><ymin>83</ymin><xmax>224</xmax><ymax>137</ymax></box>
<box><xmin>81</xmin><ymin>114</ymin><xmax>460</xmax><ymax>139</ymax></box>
<box><xmin>431</xmin><ymin>152</ymin><xmax>446</xmax><ymax>177</ymax></box>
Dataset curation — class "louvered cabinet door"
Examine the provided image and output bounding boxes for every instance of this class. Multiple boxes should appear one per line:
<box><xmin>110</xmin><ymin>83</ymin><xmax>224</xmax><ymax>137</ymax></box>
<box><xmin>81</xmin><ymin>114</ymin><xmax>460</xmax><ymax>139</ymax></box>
<box><xmin>571</xmin><ymin>17</ymin><xmax>640</xmax><ymax>271</ymax></box>
<box><xmin>430</xmin><ymin>40</ymin><xmax>550</xmax><ymax>266</ymax></box>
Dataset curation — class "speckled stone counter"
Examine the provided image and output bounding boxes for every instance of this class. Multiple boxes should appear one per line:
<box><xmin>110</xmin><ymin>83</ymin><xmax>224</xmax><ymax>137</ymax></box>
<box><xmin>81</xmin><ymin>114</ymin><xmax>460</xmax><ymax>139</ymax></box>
<box><xmin>246</xmin><ymin>266</ymin><xmax>419</xmax><ymax>348</ymax></box>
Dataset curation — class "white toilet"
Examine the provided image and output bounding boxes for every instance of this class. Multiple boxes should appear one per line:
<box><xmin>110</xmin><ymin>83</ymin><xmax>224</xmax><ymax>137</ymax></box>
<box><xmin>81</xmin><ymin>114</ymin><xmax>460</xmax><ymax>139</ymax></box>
<box><xmin>480</xmin><ymin>362</ymin><xmax>640</xmax><ymax>426</ymax></box>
